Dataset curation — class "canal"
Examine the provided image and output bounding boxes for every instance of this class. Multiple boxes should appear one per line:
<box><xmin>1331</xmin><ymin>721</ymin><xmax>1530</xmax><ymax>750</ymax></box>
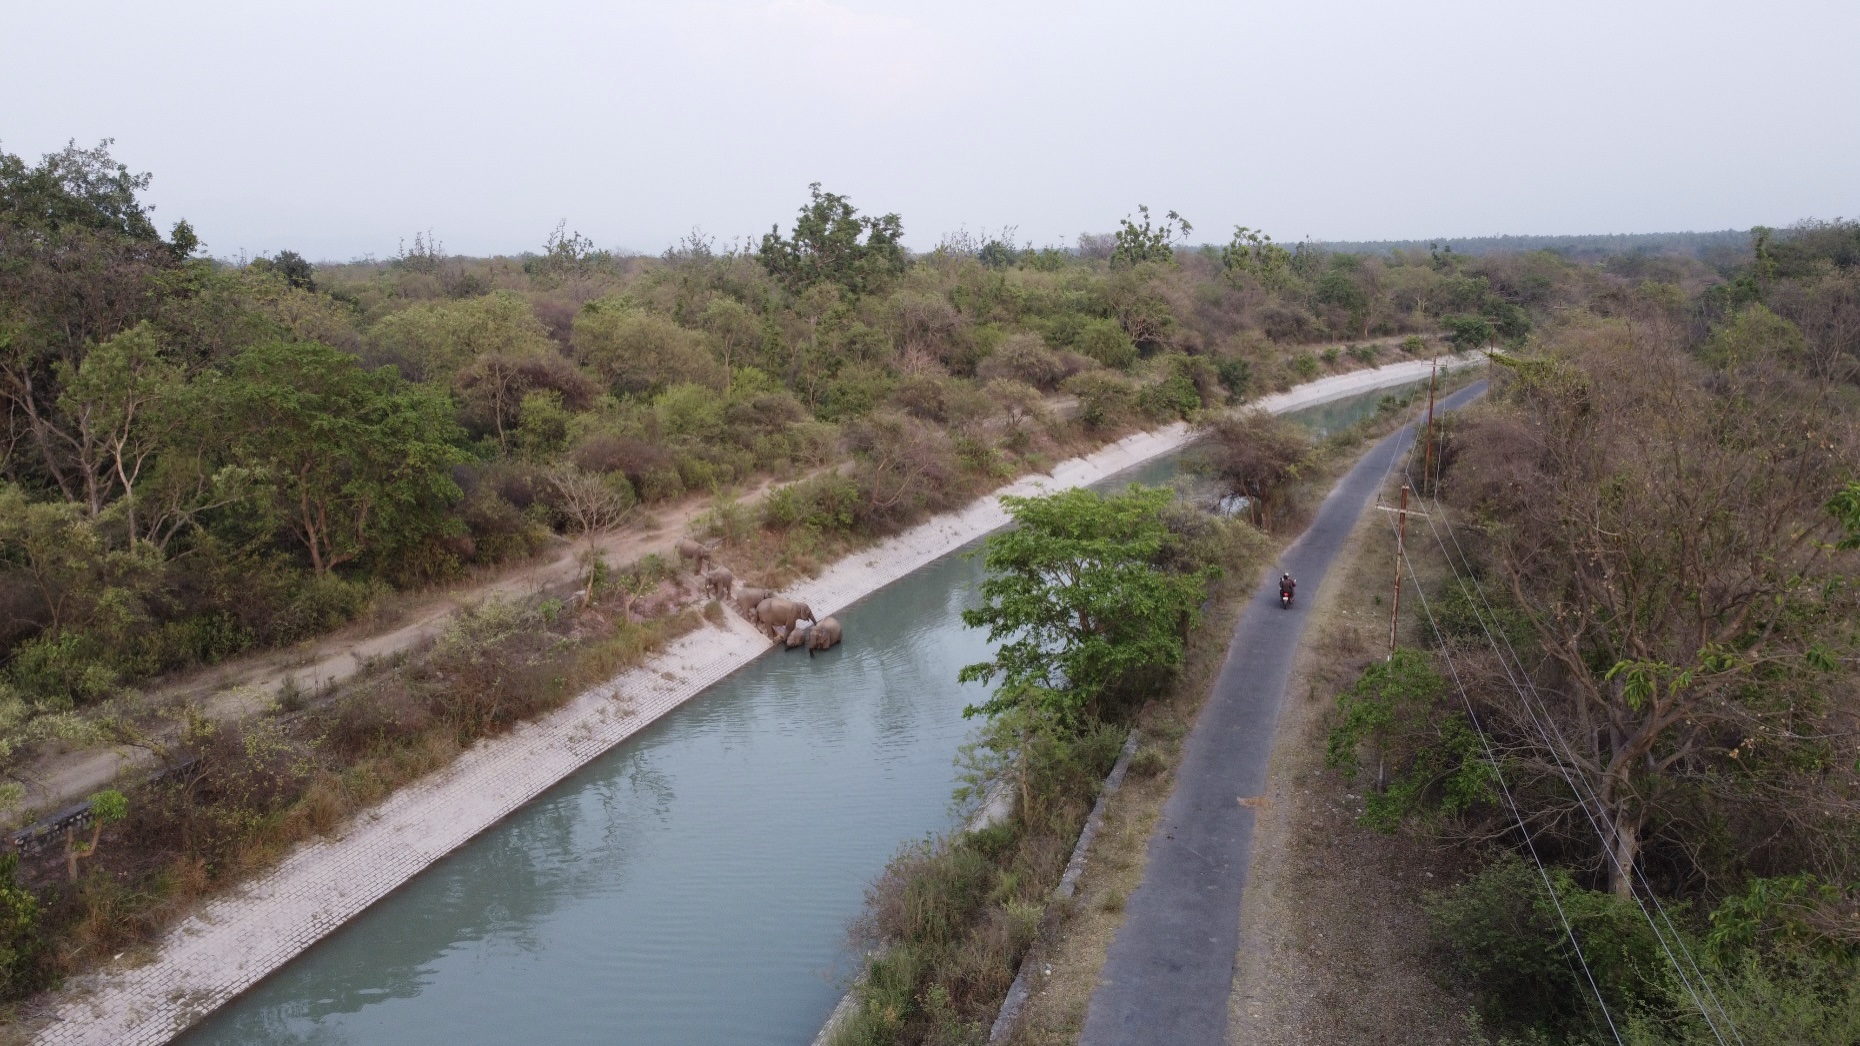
<box><xmin>180</xmin><ymin>381</ymin><xmax>1420</xmax><ymax>1046</ymax></box>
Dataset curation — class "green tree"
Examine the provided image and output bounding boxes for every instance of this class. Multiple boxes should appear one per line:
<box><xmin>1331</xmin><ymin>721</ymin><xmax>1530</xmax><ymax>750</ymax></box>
<box><xmin>53</xmin><ymin>321</ymin><xmax>185</xmax><ymax>533</ymax></box>
<box><xmin>367</xmin><ymin>291</ymin><xmax>555</xmax><ymax>382</ymax></box>
<box><xmin>1110</xmin><ymin>205</ymin><xmax>1191</xmax><ymax>268</ymax></box>
<box><xmin>1443</xmin><ymin>314</ymin><xmax>1493</xmax><ymax>351</ymax></box>
<box><xmin>224</xmin><ymin>341</ymin><xmax>465</xmax><ymax>574</ymax></box>
<box><xmin>65</xmin><ymin>788</ymin><xmax>127</xmax><ymax>881</ymax></box>
<box><xmin>757</xmin><ymin>183</ymin><xmax>905</xmax><ymax>296</ymax></box>
<box><xmin>1220</xmin><ymin>225</ymin><xmax>1291</xmax><ymax>286</ymax></box>
<box><xmin>572</xmin><ymin>299</ymin><xmax>724</xmax><ymax>395</ymax></box>
<box><xmin>958</xmin><ymin>486</ymin><xmax>1214</xmax><ymax>720</ymax></box>
<box><xmin>0</xmin><ymin>139</ymin><xmax>158</xmax><ymax>240</ymax></box>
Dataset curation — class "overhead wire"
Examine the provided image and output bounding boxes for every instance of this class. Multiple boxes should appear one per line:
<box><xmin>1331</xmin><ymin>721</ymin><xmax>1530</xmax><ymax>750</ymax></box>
<box><xmin>1387</xmin><ymin>392</ymin><xmax>1739</xmax><ymax>1044</ymax></box>
<box><xmin>1397</xmin><ymin>461</ymin><xmax>1741</xmax><ymax>1045</ymax></box>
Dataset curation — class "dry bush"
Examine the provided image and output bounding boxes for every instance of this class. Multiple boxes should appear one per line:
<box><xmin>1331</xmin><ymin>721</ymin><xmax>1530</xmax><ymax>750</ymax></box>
<box><xmin>844</xmin><ymin>411</ymin><xmax>963</xmax><ymax>533</ymax></box>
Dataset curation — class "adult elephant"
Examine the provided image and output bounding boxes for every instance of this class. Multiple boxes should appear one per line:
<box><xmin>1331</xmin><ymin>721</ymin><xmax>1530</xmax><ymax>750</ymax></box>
<box><xmin>675</xmin><ymin>538</ymin><xmax>713</xmax><ymax>574</ymax></box>
<box><xmin>753</xmin><ymin>597</ymin><xmax>816</xmax><ymax>639</ymax></box>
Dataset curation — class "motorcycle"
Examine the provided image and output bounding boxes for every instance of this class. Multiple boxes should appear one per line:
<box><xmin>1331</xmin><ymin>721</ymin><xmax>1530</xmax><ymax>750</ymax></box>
<box><xmin>1279</xmin><ymin>586</ymin><xmax>1294</xmax><ymax>609</ymax></box>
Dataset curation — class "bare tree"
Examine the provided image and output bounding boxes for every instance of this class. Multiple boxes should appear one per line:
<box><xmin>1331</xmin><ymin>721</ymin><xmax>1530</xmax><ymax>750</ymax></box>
<box><xmin>1449</xmin><ymin>323</ymin><xmax>1860</xmax><ymax>895</ymax></box>
<box><xmin>548</xmin><ymin>466</ymin><xmax>637</xmax><ymax>607</ymax></box>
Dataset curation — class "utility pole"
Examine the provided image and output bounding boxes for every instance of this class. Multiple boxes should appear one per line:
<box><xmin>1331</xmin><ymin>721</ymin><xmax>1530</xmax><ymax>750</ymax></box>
<box><xmin>1420</xmin><ymin>355</ymin><xmax>1439</xmax><ymax>495</ymax></box>
<box><xmin>1389</xmin><ymin>483</ymin><xmax>1410</xmax><ymax>656</ymax></box>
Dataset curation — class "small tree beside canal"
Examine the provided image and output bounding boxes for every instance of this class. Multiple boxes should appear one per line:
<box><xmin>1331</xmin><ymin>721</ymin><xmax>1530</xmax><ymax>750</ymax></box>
<box><xmin>958</xmin><ymin>486</ymin><xmax>1216</xmax><ymax>722</ymax></box>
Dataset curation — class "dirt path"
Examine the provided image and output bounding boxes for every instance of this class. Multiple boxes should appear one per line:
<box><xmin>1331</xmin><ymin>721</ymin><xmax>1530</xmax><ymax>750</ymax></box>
<box><xmin>14</xmin><ymin>477</ymin><xmax>780</xmax><ymax>815</ymax></box>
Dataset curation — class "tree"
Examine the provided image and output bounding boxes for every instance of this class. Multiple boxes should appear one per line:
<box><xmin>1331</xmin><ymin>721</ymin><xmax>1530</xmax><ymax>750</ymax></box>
<box><xmin>547</xmin><ymin>466</ymin><xmax>637</xmax><ymax>606</ymax></box>
<box><xmin>1443</xmin><ymin>314</ymin><xmax>1494</xmax><ymax>351</ymax></box>
<box><xmin>0</xmin><ymin>139</ymin><xmax>158</xmax><ymax>241</ymax></box>
<box><xmin>248</xmin><ymin>250</ymin><xmax>315</xmax><ymax>291</ymax></box>
<box><xmin>367</xmin><ymin>290</ymin><xmax>555</xmax><ymax>382</ymax></box>
<box><xmin>699</xmin><ymin>297</ymin><xmax>760</xmax><ymax>387</ymax></box>
<box><xmin>53</xmin><ymin>322</ymin><xmax>183</xmax><ymax>532</ymax></box>
<box><xmin>1221</xmin><ymin>225</ymin><xmax>1291</xmax><ymax>286</ymax></box>
<box><xmin>757</xmin><ymin>183</ymin><xmax>906</xmax><ymax>296</ymax></box>
<box><xmin>571</xmin><ymin>300</ymin><xmax>725</xmax><ymax>395</ymax></box>
<box><xmin>224</xmin><ymin>341</ymin><xmax>465</xmax><ymax>574</ymax></box>
<box><xmin>1449</xmin><ymin>327</ymin><xmax>1860</xmax><ymax>896</ymax></box>
<box><xmin>65</xmin><ymin>788</ymin><xmax>127</xmax><ymax>880</ymax></box>
<box><xmin>1110</xmin><ymin>205</ymin><xmax>1191</xmax><ymax>268</ymax></box>
<box><xmin>1194</xmin><ymin>410</ymin><xmax>1311</xmax><ymax>530</ymax></box>
<box><xmin>958</xmin><ymin>486</ymin><xmax>1214</xmax><ymax>720</ymax></box>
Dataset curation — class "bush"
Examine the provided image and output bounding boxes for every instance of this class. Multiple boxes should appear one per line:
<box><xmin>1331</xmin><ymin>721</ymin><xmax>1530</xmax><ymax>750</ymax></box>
<box><xmin>1062</xmin><ymin>371</ymin><xmax>1140</xmax><ymax>431</ymax></box>
<box><xmin>763</xmin><ymin>473</ymin><xmax>861</xmax><ymax>533</ymax></box>
<box><xmin>1325</xmin><ymin>648</ymin><xmax>1492</xmax><ymax>830</ymax></box>
<box><xmin>0</xmin><ymin>853</ymin><xmax>47</xmax><ymax>1002</ymax></box>
<box><xmin>1426</xmin><ymin>853</ymin><xmax>1667</xmax><ymax>1038</ymax></box>
<box><xmin>976</xmin><ymin>333</ymin><xmax>1066</xmax><ymax>390</ymax></box>
<box><xmin>1074</xmin><ymin>317</ymin><xmax>1137</xmax><ymax>369</ymax></box>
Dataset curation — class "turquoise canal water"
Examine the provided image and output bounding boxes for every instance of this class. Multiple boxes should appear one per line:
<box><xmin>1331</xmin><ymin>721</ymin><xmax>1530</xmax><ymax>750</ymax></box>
<box><xmin>179</xmin><ymin>381</ymin><xmax>1418</xmax><ymax>1046</ymax></box>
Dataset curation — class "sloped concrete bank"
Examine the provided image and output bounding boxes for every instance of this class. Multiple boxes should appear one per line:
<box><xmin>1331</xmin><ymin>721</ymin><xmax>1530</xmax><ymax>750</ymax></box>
<box><xmin>30</xmin><ymin>356</ymin><xmax>1470</xmax><ymax>1046</ymax></box>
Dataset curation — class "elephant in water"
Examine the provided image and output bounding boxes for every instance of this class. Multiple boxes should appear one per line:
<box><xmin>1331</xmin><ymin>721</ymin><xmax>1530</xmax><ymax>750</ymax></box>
<box><xmin>675</xmin><ymin>538</ymin><xmax>713</xmax><ymax>574</ymax></box>
<box><xmin>753</xmin><ymin>597</ymin><xmax>816</xmax><ymax>639</ymax></box>
<box><xmin>785</xmin><ymin>617</ymin><xmax>842</xmax><ymax>657</ymax></box>
<box><xmin>703</xmin><ymin>567</ymin><xmax>734</xmax><ymax>600</ymax></box>
<box><xmin>734</xmin><ymin>586</ymin><xmax>771</xmax><ymax>617</ymax></box>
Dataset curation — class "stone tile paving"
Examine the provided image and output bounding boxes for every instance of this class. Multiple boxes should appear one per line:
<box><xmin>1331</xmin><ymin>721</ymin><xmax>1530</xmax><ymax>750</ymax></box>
<box><xmin>30</xmin><ymin>358</ymin><xmax>1456</xmax><ymax>1046</ymax></box>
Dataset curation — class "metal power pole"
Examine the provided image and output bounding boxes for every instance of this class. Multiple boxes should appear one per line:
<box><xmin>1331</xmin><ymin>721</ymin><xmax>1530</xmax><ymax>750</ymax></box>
<box><xmin>1389</xmin><ymin>483</ymin><xmax>1410</xmax><ymax>656</ymax></box>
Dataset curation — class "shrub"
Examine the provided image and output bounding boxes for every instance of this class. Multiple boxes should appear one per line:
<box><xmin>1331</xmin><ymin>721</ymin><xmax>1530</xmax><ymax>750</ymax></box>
<box><xmin>1290</xmin><ymin>352</ymin><xmax>1321</xmax><ymax>380</ymax></box>
<box><xmin>0</xmin><ymin>853</ymin><xmax>47</xmax><ymax>1002</ymax></box>
<box><xmin>976</xmin><ymin>333</ymin><xmax>1065</xmax><ymax>390</ymax></box>
<box><xmin>1426</xmin><ymin>853</ymin><xmax>1667</xmax><ymax>1038</ymax></box>
<box><xmin>765</xmin><ymin>473</ymin><xmax>861</xmax><ymax>533</ymax></box>
<box><xmin>1074</xmin><ymin>317</ymin><xmax>1137</xmax><ymax>369</ymax></box>
<box><xmin>1062</xmin><ymin>371</ymin><xmax>1140</xmax><ymax>431</ymax></box>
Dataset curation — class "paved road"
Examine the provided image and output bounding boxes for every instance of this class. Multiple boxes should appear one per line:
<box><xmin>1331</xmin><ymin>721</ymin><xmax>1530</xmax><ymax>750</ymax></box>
<box><xmin>1078</xmin><ymin>381</ymin><xmax>1488</xmax><ymax>1046</ymax></box>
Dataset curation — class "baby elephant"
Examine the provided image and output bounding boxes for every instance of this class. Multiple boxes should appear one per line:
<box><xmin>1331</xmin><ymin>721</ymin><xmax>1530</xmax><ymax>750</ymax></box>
<box><xmin>734</xmin><ymin>586</ymin><xmax>772</xmax><ymax>618</ymax></box>
<box><xmin>703</xmin><ymin>567</ymin><xmax>734</xmax><ymax>600</ymax></box>
<box><xmin>785</xmin><ymin>617</ymin><xmax>842</xmax><ymax>657</ymax></box>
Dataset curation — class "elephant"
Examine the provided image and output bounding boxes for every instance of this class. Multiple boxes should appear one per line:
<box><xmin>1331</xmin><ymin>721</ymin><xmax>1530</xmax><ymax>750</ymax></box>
<box><xmin>785</xmin><ymin>617</ymin><xmax>842</xmax><ymax>657</ymax></box>
<box><xmin>734</xmin><ymin>586</ymin><xmax>772</xmax><ymax>617</ymax></box>
<box><xmin>753</xmin><ymin>597</ymin><xmax>816</xmax><ymax>639</ymax></box>
<box><xmin>703</xmin><ymin>567</ymin><xmax>735</xmax><ymax>600</ymax></box>
<box><xmin>674</xmin><ymin>538</ymin><xmax>713</xmax><ymax>574</ymax></box>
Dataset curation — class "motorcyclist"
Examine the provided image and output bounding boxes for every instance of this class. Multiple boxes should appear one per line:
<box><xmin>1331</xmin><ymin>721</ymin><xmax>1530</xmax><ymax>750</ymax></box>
<box><xmin>1279</xmin><ymin>573</ymin><xmax>1296</xmax><ymax>601</ymax></box>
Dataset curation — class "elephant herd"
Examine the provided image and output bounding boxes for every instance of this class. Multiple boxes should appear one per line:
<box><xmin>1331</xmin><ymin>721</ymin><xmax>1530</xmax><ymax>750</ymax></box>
<box><xmin>677</xmin><ymin>538</ymin><xmax>843</xmax><ymax>658</ymax></box>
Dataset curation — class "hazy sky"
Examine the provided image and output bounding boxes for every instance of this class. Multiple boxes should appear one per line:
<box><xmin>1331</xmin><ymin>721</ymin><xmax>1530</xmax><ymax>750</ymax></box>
<box><xmin>5</xmin><ymin>0</ymin><xmax>1856</xmax><ymax>261</ymax></box>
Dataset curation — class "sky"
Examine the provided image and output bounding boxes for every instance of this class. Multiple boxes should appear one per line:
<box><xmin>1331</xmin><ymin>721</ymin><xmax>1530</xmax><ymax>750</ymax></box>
<box><xmin>4</xmin><ymin>0</ymin><xmax>1857</xmax><ymax>262</ymax></box>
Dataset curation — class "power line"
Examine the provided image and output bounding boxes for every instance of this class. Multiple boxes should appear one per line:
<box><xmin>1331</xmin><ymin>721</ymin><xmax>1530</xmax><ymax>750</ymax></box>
<box><xmin>1396</xmin><ymin>470</ymin><xmax>1742</xmax><ymax>1045</ymax></box>
<box><xmin>1377</xmin><ymin>517</ymin><xmax>1626</xmax><ymax>1044</ymax></box>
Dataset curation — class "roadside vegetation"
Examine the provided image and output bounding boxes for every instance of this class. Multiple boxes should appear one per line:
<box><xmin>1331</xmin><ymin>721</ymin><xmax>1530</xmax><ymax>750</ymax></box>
<box><xmin>826</xmin><ymin>485</ymin><xmax>1264</xmax><ymax>1045</ymax></box>
<box><xmin>1325</xmin><ymin>219</ymin><xmax>1860</xmax><ymax>1043</ymax></box>
<box><xmin>826</xmin><ymin>383</ymin><xmax>1469</xmax><ymax>1046</ymax></box>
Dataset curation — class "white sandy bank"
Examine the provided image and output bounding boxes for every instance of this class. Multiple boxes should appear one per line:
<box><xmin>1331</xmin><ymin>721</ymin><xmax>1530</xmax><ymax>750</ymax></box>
<box><xmin>32</xmin><ymin>355</ymin><xmax>1475</xmax><ymax>1046</ymax></box>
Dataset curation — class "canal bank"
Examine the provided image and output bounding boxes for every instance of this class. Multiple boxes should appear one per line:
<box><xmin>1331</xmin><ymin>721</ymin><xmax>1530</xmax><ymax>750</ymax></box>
<box><xmin>31</xmin><ymin>356</ymin><xmax>1475</xmax><ymax>1046</ymax></box>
